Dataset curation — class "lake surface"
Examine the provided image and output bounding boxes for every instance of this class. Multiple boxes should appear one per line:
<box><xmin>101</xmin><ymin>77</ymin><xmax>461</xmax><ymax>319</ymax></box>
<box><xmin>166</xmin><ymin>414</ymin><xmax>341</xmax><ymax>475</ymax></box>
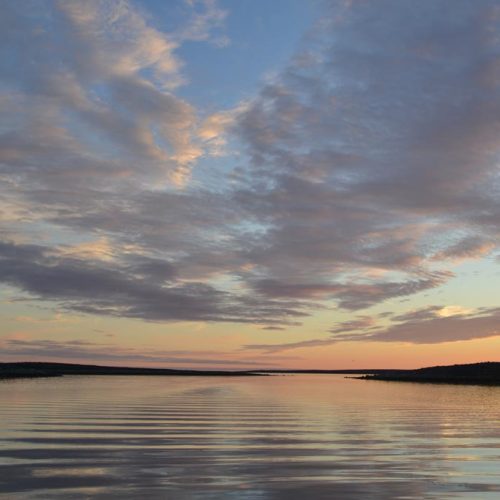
<box><xmin>0</xmin><ymin>374</ymin><xmax>499</xmax><ymax>499</ymax></box>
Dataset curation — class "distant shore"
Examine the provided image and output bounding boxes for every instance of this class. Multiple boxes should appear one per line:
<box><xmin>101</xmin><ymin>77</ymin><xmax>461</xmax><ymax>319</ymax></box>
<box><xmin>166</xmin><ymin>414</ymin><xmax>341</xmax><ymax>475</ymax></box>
<box><xmin>359</xmin><ymin>362</ymin><xmax>500</xmax><ymax>386</ymax></box>
<box><xmin>2</xmin><ymin>361</ymin><xmax>499</xmax><ymax>385</ymax></box>
<box><xmin>0</xmin><ymin>362</ymin><xmax>400</xmax><ymax>380</ymax></box>
<box><xmin>0</xmin><ymin>362</ymin><xmax>262</xmax><ymax>380</ymax></box>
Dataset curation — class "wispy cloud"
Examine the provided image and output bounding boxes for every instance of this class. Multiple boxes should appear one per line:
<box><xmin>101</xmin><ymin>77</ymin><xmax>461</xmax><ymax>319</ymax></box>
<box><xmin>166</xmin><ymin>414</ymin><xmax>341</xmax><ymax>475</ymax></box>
<box><xmin>350</xmin><ymin>306</ymin><xmax>500</xmax><ymax>345</ymax></box>
<box><xmin>0</xmin><ymin>240</ymin><xmax>311</xmax><ymax>325</ymax></box>
<box><xmin>244</xmin><ymin>306</ymin><xmax>500</xmax><ymax>353</ymax></box>
<box><xmin>0</xmin><ymin>337</ymin><xmax>288</xmax><ymax>368</ymax></box>
<box><xmin>175</xmin><ymin>0</ymin><xmax>228</xmax><ymax>46</ymax></box>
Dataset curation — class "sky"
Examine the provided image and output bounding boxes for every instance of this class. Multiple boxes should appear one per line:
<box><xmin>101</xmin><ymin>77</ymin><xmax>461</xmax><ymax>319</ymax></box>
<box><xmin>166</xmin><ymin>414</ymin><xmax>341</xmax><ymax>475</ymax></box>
<box><xmin>1</xmin><ymin>0</ymin><xmax>500</xmax><ymax>370</ymax></box>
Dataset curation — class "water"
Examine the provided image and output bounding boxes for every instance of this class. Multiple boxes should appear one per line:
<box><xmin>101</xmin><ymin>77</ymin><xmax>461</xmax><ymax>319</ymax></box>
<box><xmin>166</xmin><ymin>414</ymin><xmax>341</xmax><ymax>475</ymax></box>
<box><xmin>0</xmin><ymin>374</ymin><xmax>499</xmax><ymax>499</ymax></box>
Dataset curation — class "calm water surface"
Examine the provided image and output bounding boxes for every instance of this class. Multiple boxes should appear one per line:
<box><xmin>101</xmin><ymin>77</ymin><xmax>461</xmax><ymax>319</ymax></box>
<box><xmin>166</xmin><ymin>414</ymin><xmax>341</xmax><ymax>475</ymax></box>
<box><xmin>0</xmin><ymin>374</ymin><xmax>499</xmax><ymax>499</ymax></box>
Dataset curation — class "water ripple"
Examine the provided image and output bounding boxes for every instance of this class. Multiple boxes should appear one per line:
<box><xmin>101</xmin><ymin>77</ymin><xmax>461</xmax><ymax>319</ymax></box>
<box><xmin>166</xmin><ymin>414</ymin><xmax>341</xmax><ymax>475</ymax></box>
<box><xmin>1</xmin><ymin>375</ymin><xmax>499</xmax><ymax>499</ymax></box>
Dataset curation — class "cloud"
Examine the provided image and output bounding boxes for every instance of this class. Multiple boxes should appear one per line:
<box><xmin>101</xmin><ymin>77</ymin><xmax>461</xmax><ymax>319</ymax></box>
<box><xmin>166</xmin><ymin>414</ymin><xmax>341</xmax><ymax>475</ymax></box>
<box><xmin>175</xmin><ymin>0</ymin><xmax>228</xmax><ymax>46</ymax></box>
<box><xmin>58</xmin><ymin>237</ymin><xmax>115</xmax><ymax>262</ymax></box>
<box><xmin>431</xmin><ymin>236</ymin><xmax>496</xmax><ymax>262</ymax></box>
<box><xmin>0</xmin><ymin>0</ymin><xmax>215</xmax><ymax>189</ymax></box>
<box><xmin>0</xmin><ymin>240</ymin><xmax>310</xmax><ymax>326</ymax></box>
<box><xmin>244</xmin><ymin>315</ymin><xmax>379</xmax><ymax>354</ymax></box>
<box><xmin>243</xmin><ymin>338</ymin><xmax>337</xmax><ymax>355</ymax></box>
<box><xmin>198</xmin><ymin>107</ymin><xmax>243</xmax><ymax>156</ymax></box>
<box><xmin>243</xmin><ymin>315</ymin><xmax>377</xmax><ymax>354</ymax></box>
<box><xmin>233</xmin><ymin>0</ymin><xmax>500</xmax><ymax>312</ymax></box>
<box><xmin>351</xmin><ymin>306</ymin><xmax>500</xmax><ymax>344</ymax></box>
<box><xmin>0</xmin><ymin>337</ymin><xmax>281</xmax><ymax>368</ymax></box>
<box><xmin>245</xmin><ymin>305</ymin><xmax>500</xmax><ymax>352</ymax></box>
<box><xmin>1</xmin><ymin>0</ymin><xmax>499</xmax><ymax>342</ymax></box>
<box><xmin>392</xmin><ymin>304</ymin><xmax>474</xmax><ymax>322</ymax></box>
<box><xmin>330</xmin><ymin>316</ymin><xmax>376</xmax><ymax>334</ymax></box>
<box><xmin>251</xmin><ymin>271</ymin><xmax>452</xmax><ymax>310</ymax></box>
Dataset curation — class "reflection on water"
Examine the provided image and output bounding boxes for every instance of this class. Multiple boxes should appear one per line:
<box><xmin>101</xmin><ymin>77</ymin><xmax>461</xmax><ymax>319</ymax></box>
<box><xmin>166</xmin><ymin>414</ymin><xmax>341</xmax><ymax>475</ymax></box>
<box><xmin>0</xmin><ymin>375</ymin><xmax>499</xmax><ymax>499</ymax></box>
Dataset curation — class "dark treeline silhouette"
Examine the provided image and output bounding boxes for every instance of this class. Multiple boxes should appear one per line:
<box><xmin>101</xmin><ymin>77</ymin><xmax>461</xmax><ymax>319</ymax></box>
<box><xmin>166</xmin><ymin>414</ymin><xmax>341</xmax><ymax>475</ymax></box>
<box><xmin>0</xmin><ymin>362</ymin><xmax>400</xmax><ymax>380</ymax></box>
<box><xmin>0</xmin><ymin>362</ymin><xmax>261</xmax><ymax>379</ymax></box>
<box><xmin>361</xmin><ymin>362</ymin><xmax>500</xmax><ymax>386</ymax></box>
<box><xmin>2</xmin><ymin>361</ymin><xmax>499</xmax><ymax>384</ymax></box>
<box><xmin>258</xmin><ymin>369</ymin><xmax>405</xmax><ymax>375</ymax></box>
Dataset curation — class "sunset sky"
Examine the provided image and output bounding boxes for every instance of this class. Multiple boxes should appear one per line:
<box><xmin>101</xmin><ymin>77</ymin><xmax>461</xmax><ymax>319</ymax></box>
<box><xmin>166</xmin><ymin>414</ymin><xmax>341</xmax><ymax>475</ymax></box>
<box><xmin>1</xmin><ymin>0</ymin><xmax>500</xmax><ymax>369</ymax></box>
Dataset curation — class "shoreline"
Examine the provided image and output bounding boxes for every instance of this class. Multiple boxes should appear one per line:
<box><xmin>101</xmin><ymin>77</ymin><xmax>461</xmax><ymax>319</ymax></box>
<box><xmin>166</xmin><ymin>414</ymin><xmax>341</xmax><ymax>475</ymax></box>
<box><xmin>0</xmin><ymin>362</ymin><xmax>262</xmax><ymax>380</ymax></box>
<box><xmin>357</xmin><ymin>362</ymin><xmax>500</xmax><ymax>386</ymax></box>
<box><xmin>0</xmin><ymin>362</ymin><xmax>402</xmax><ymax>380</ymax></box>
<box><xmin>2</xmin><ymin>361</ymin><xmax>499</xmax><ymax>385</ymax></box>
